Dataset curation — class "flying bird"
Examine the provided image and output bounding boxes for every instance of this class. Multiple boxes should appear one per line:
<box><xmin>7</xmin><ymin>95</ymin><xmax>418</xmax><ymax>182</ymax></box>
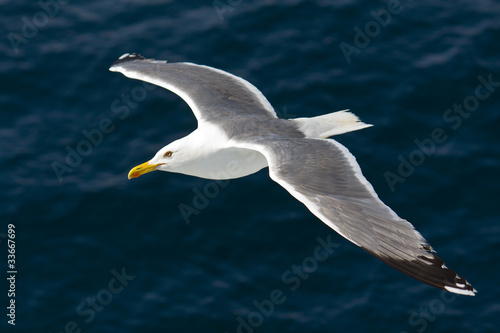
<box><xmin>109</xmin><ymin>53</ymin><xmax>476</xmax><ymax>296</ymax></box>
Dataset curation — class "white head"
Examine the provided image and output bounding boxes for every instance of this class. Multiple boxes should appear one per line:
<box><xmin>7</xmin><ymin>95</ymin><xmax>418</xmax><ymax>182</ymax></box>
<box><xmin>128</xmin><ymin>138</ymin><xmax>197</xmax><ymax>179</ymax></box>
<box><xmin>127</xmin><ymin>122</ymin><xmax>234</xmax><ymax>180</ymax></box>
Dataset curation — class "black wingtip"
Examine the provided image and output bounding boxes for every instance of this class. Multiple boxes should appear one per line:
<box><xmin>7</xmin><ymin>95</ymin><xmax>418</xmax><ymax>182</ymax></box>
<box><xmin>110</xmin><ymin>53</ymin><xmax>147</xmax><ymax>67</ymax></box>
<box><xmin>365</xmin><ymin>248</ymin><xmax>477</xmax><ymax>296</ymax></box>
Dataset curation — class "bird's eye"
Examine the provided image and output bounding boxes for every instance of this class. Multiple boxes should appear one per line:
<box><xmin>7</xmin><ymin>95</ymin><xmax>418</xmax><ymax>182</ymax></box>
<box><xmin>164</xmin><ymin>151</ymin><xmax>173</xmax><ymax>157</ymax></box>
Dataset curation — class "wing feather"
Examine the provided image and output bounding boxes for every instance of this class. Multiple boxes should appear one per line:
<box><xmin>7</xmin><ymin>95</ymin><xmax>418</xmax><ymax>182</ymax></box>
<box><xmin>109</xmin><ymin>53</ymin><xmax>277</xmax><ymax>123</ymax></box>
<box><xmin>237</xmin><ymin>138</ymin><xmax>476</xmax><ymax>295</ymax></box>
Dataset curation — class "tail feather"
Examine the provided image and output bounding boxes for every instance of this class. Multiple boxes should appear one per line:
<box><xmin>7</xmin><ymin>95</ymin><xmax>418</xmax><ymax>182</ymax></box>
<box><xmin>292</xmin><ymin>110</ymin><xmax>373</xmax><ymax>138</ymax></box>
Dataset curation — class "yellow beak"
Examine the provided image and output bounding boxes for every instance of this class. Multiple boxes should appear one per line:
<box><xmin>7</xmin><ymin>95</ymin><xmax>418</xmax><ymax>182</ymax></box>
<box><xmin>128</xmin><ymin>160</ymin><xmax>164</xmax><ymax>179</ymax></box>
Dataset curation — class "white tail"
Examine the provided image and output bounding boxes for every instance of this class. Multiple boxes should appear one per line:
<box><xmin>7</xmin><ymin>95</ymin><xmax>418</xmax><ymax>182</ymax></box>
<box><xmin>291</xmin><ymin>109</ymin><xmax>373</xmax><ymax>138</ymax></box>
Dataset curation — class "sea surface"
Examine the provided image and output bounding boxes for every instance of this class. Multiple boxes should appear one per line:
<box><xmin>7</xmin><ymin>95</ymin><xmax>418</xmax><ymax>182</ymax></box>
<box><xmin>1</xmin><ymin>1</ymin><xmax>499</xmax><ymax>332</ymax></box>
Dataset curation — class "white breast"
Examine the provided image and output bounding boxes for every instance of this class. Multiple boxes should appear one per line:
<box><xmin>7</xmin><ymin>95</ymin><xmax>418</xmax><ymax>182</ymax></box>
<box><xmin>195</xmin><ymin>146</ymin><xmax>268</xmax><ymax>180</ymax></box>
<box><xmin>172</xmin><ymin>122</ymin><xmax>269</xmax><ymax>180</ymax></box>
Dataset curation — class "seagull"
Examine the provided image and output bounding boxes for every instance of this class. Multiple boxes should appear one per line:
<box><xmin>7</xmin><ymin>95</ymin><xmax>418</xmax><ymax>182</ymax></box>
<box><xmin>109</xmin><ymin>53</ymin><xmax>476</xmax><ymax>296</ymax></box>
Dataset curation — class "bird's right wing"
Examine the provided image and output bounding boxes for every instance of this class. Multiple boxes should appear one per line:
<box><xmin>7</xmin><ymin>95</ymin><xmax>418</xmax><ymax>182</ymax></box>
<box><xmin>236</xmin><ymin>137</ymin><xmax>476</xmax><ymax>295</ymax></box>
<box><xmin>109</xmin><ymin>53</ymin><xmax>277</xmax><ymax>124</ymax></box>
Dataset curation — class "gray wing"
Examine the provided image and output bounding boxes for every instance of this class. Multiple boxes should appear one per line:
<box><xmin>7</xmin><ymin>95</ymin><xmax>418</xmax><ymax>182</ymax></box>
<box><xmin>109</xmin><ymin>53</ymin><xmax>277</xmax><ymax>123</ymax></box>
<box><xmin>238</xmin><ymin>138</ymin><xmax>476</xmax><ymax>295</ymax></box>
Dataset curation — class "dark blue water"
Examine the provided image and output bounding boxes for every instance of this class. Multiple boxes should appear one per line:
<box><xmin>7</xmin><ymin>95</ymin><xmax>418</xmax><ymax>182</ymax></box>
<box><xmin>2</xmin><ymin>1</ymin><xmax>499</xmax><ymax>332</ymax></box>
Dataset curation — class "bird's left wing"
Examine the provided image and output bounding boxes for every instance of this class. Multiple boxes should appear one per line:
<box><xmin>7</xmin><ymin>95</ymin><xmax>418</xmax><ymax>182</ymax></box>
<box><xmin>235</xmin><ymin>138</ymin><xmax>476</xmax><ymax>295</ymax></box>
<box><xmin>109</xmin><ymin>53</ymin><xmax>277</xmax><ymax>123</ymax></box>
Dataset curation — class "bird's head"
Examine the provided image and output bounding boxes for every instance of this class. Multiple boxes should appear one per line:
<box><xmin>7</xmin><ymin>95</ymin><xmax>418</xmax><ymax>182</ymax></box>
<box><xmin>128</xmin><ymin>141</ymin><xmax>188</xmax><ymax>179</ymax></box>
